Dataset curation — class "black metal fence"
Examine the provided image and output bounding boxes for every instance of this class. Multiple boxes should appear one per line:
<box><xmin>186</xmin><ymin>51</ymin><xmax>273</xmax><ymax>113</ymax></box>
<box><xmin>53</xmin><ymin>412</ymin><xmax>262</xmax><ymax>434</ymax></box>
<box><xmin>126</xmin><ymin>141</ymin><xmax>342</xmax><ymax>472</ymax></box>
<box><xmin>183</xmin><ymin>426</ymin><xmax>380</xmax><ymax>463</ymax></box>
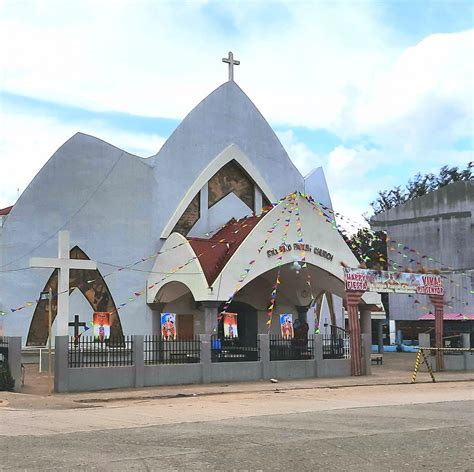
<box><xmin>68</xmin><ymin>336</ymin><xmax>134</xmax><ymax>368</ymax></box>
<box><xmin>322</xmin><ymin>327</ymin><xmax>350</xmax><ymax>359</ymax></box>
<box><xmin>211</xmin><ymin>336</ymin><xmax>260</xmax><ymax>362</ymax></box>
<box><xmin>269</xmin><ymin>335</ymin><xmax>314</xmax><ymax>361</ymax></box>
<box><xmin>0</xmin><ymin>337</ymin><xmax>8</xmax><ymax>365</ymax></box>
<box><xmin>144</xmin><ymin>336</ymin><xmax>201</xmax><ymax>364</ymax></box>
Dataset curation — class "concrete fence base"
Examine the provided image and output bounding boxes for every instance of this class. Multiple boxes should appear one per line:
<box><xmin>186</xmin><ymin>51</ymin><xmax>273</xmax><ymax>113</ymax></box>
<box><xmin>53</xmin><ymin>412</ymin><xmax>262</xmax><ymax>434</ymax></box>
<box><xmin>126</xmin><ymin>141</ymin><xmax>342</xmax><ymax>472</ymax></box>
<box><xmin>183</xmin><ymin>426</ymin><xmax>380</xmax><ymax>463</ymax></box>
<box><xmin>3</xmin><ymin>337</ymin><xmax>22</xmax><ymax>392</ymax></box>
<box><xmin>419</xmin><ymin>333</ymin><xmax>473</xmax><ymax>371</ymax></box>
<box><xmin>54</xmin><ymin>334</ymin><xmax>368</xmax><ymax>393</ymax></box>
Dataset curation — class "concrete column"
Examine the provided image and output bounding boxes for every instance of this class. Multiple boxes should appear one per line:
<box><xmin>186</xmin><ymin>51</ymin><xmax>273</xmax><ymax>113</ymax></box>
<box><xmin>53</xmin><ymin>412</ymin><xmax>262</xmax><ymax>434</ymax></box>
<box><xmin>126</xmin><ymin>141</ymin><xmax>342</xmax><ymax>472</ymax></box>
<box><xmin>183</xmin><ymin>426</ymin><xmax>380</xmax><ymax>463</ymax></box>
<box><xmin>418</xmin><ymin>333</ymin><xmax>431</xmax><ymax>349</ymax></box>
<box><xmin>54</xmin><ymin>336</ymin><xmax>69</xmax><ymax>393</ymax></box>
<box><xmin>313</xmin><ymin>334</ymin><xmax>323</xmax><ymax>377</ymax></box>
<box><xmin>7</xmin><ymin>337</ymin><xmax>22</xmax><ymax>392</ymax></box>
<box><xmin>259</xmin><ymin>334</ymin><xmax>270</xmax><ymax>379</ymax></box>
<box><xmin>133</xmin><ymin>335</ymin><xmax>144</xmax><ymax>388</ymax></box>
<box><xmin>295</xmin><ymin>305</ymin><xmax>308</xmax><ymax>323</ymax></box>
<box><xmin>347</xmin><ymin>301</ymin><xmax>362</xmax><ymax>376</ymax></box>
<box><xmin>434</xmin><ymin>305</ymin><xmax>444</xmax><ymax>371</ymax></box>
<box><xmin>461</xmin><ymin>333</ymin><xmax>470</xmax><ymax>371</ymax></box>
<box><xmin>202</xmin><ymin>301</ymin><xmax>220</xmax><ymax>334</ymax></box>
<box><xmin>377</xmin><ymin>321</ymin><xmax>384</xmax><ymax>353</ymax></box>
<box><xmin>360</xmin><ymin>309</ymin><xmax>372</xmax><ymax>337</ymax></box>
<box><xmin>361</xmin><ymin>333</ymin><xmax>372</xmax><ymax>376</ymax></box>
<box><xmin>429</xmin><ymin>294</ymin><xmax>444</xmax><ymax>371</ymax></box>
<box><xmin>200</xmin><ymin>334</ymin><xmax>211</xmax><ymax>384</ymax></box>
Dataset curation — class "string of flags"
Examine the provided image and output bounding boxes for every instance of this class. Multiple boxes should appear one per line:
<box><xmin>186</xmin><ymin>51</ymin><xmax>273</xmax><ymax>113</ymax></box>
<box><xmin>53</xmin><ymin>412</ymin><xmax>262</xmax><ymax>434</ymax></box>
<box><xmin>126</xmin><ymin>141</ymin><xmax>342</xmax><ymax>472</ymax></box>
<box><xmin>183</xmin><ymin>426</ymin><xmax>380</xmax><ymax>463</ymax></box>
<box><xmin>302</xmin><ymin>193</ymin><xmax>473</xmax><ymax>312</ymax></box>
<box><xmin>294</xmin><ymin>193</ymin><xmax>314</xmax><ymax>301</ymax></box>
<box><xmin>1</xmin><ymin>191</ymin><xmax>473</xmax><ymax>319</ymax></box>
<box><xmin>220</xmin><ymin>195</ymin><xmax>294</xmax><ymax>320</ymax></box>
<box><xmin>265</xmin><ymin>197</ymin><xmax>296</xmax><ymax>328</ymax></box>
<box><xmin>1</xmin><ymin>196</ymin><xmax>286</xmax><ymax>316</ymax></box>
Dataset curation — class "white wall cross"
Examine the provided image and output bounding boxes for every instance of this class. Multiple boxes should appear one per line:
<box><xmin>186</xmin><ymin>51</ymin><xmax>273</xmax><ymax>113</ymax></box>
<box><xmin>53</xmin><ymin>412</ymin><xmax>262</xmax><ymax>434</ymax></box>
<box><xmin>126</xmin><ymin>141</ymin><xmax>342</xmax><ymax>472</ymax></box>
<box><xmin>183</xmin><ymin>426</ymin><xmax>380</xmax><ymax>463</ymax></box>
<box><xmin>30</xmin><ymin>231</ymin><xmax>97</xmax><ymax>336</ymax></box>
<box><xmin>222</xmin><ymin>51</ymin><xmax>240</xmax><ymax>81</ymax></box>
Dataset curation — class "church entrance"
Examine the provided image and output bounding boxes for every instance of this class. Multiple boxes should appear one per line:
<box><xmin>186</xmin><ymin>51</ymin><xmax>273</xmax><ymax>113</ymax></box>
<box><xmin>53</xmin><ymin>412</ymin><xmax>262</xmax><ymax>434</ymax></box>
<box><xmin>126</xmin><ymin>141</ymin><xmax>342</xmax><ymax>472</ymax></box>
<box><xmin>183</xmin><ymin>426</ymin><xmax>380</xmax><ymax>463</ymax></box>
<box><xmin>219</xmin><ymin>301</ymin><xmax>258</xmax><ymax>346</ymax></box>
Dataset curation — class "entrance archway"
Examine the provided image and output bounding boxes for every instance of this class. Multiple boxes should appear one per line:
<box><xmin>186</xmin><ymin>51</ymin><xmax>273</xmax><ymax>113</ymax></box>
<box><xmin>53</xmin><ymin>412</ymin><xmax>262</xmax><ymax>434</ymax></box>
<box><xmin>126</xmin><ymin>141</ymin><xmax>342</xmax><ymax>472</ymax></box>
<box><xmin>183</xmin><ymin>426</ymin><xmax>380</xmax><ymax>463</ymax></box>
<box><xmin>219</xmin><ymin>301</ymin><xmax>258</xmax><ymax>346</ymax></box>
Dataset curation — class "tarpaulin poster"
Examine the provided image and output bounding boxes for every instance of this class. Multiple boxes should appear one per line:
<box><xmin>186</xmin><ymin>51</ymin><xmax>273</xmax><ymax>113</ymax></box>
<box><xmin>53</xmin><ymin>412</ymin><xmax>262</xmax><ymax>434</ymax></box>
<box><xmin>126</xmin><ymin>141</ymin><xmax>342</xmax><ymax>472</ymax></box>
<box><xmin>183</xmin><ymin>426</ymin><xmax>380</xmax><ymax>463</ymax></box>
<box><xmin>161</xmin><ymin>313</ymin><xmax>177</xmax><ymax>341</ymax></box>
<box><xmin>223</xmin><ymin>312</ymin><xmax>238</xmax><ymax>338</ymax></box>
<box><xmin>280</xmin><ymin>313</ymin><xmax>294</xmax><ymax>339</ymax></box>
<box><xmin>93</xmin><ymin>312</ymin><xmax>110</xmax><ymax>342</ymax></box>
<box><xmin>344</xmin><ymin>268</ymin><xmax>444</xmax><ymax>295</ymax></box>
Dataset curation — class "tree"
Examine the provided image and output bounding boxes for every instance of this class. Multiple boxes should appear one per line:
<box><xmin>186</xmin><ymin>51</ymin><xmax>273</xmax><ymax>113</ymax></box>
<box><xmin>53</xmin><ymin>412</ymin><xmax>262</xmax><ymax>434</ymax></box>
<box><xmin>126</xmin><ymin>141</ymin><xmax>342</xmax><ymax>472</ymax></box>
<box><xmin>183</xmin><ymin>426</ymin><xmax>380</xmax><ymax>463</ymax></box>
<box><xmin>344</xmin><ymin>228</ymin><xmax>389</xmax><ymax>314</ymax></box>
<box><xmin>370</xmin><ymin>162</ymin><xmax>472</xmax><ymax>215</ymax></box>
<box><xmin>344</xmin><ymin>228</ymin><xmax>388</xmax><ymax>271</ymax></box>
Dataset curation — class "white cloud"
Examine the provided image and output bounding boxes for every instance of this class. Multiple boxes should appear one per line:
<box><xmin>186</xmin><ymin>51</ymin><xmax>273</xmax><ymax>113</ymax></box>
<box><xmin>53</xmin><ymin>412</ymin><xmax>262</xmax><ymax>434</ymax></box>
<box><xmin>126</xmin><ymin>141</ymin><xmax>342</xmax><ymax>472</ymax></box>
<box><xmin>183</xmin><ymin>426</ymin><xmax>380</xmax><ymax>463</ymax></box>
<box><xmin>0</xmin><ymin>1</ymin><xmax>472</xmax><ymax>219</ymax></box>
<box><xmin>0</xmin><ymin>1</ymin><xmax>393</xmax><ymax>124</ymax></box>
<box><xmin>327</xmin><ymin>146</ymin><xmax>357</xmax><ymax>172</ymax></box>
<box><xmin>0</xmin><ymin>110</ymin><xmax>165</xmax><ymax>208</ymax></box>
<box><xmin>348</xmin><ymin>30</ymin><xmax>473</xmax><ymax>151</ymax></box>
<box><xmin>276</xmin><ymin>130</ymin><xmax>321</xmax><ymax>176</ymax></box>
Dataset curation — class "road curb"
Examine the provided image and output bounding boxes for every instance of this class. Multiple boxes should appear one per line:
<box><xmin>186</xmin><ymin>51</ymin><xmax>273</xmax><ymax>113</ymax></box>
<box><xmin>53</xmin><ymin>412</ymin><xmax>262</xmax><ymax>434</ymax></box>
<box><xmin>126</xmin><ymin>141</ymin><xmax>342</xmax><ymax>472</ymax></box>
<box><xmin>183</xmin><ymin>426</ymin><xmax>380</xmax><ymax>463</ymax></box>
<box><xmin>72</xmin><ymin>377</ymin><xmax>474</xmax><ymax>404</ymax></box>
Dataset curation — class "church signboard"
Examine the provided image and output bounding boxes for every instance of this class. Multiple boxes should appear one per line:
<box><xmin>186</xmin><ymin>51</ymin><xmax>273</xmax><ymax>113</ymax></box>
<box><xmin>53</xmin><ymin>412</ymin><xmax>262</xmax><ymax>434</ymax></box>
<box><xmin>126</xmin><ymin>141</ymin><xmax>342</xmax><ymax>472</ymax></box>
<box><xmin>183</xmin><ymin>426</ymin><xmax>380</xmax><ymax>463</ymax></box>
<box><xmin>267</xmin><ymin>243</ymin><xmax>333</xmax><ymax>262</ymax></box>
<box><xmin>344</xmin><ymin>268</ymin><xmax>444</xmax><ymax>295</ymax></box>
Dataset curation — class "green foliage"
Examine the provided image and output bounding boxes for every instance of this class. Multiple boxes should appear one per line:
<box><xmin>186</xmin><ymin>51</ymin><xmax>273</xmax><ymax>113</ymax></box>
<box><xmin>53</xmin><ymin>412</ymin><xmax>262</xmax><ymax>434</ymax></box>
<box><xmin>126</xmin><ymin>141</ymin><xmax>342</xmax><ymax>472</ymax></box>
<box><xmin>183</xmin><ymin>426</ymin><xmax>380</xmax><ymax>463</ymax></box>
<box><xmin>0</xmin><ymin>361</ymin><xmax>15</xmax><ymax>392</ymax></box>
<box><xmin>344</xmin><ymin>228</ymin><xmax>388</xmax><ymax>271</ymax></box>
<box><xmin>344</xmin><ymin>228</ymin><xmax>390</xmax><ymax>314</ymax></box>
<box><xmin>371</xmin><ymin>162</ymin><xmax>473</xmax><ymax>215</ymax></box>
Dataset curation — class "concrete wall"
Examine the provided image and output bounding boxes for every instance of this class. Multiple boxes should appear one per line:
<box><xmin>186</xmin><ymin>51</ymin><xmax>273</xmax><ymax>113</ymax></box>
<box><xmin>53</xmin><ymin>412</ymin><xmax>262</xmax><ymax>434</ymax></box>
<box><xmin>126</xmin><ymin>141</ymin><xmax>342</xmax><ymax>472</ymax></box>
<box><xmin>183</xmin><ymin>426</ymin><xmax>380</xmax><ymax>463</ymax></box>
<box><xmin>418</xmin><ymin>333</ymin><xmax>473</xmax><ymax>371</ymax></box>
<box><xmin>372</xmin><ymin>181</ymin><xmax>474</xmax><ymax>321</ymax></box>
<box><xmin>54</xmin><ymin>334</ymin><xmax>361</xmax><ymax>393</ymax></box>
<box><xmin>5</xmin><ymin>337</ymin><xmax>22</xmax><ymax>392</ymax></box>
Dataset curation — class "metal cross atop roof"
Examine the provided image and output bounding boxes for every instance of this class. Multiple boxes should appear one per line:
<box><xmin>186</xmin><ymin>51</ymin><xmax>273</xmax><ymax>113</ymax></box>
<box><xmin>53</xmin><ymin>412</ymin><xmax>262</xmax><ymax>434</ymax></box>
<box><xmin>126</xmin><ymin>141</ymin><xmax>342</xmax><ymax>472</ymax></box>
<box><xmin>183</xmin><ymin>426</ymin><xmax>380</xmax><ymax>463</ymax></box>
<box><xmin>222</xmin><ymin>51</ymin><xmax>240</xmax><ymax>81</ymax></box>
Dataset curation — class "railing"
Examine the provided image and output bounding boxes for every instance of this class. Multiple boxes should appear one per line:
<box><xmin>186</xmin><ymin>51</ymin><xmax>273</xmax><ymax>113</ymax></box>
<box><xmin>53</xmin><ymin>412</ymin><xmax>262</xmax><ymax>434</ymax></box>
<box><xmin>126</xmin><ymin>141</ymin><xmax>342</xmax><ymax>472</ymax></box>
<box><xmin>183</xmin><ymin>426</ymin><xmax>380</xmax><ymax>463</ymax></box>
<box><xmin>68</xmin><ymin>336</ymin><xmax>134</xmax><ymax>368</ymax></box>
<box><xmin>442</xmin><ymin>335</ymin><xmax>465</xmax><ymax>355</ymax></box>
<box><xmin>0</xmin><ymin>337</ymin><xmax>8</xmax><ymax>365</ymax></box>
<box><xmin>144</xmin><ymin>336</ymin><xmax>201</xmax><ymax>365</ymax></box>
<box><xmin>211</xmin><ymin>336</ymin><xmax>260</xmax><ymax>362</ymax></box>
<box><xmin>322</xmin><ymin>327</ymin><xmax>350</xmax><ymax>359</ymax></box>
<box><xmin>269</xmin><ymin>335</ymin><xmax>314</xmax><ymax>361</ymax></box>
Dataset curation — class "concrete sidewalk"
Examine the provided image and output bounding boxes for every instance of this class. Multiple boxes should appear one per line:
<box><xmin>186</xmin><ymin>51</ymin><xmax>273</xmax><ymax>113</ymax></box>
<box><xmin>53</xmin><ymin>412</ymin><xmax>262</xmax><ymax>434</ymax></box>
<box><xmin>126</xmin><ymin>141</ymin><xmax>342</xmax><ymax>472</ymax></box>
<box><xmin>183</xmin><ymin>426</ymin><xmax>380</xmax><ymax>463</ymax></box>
<box><xmin>2</xmin><ymin>352</ymin><xmax>473</xmax><ymax>411</ymax></box>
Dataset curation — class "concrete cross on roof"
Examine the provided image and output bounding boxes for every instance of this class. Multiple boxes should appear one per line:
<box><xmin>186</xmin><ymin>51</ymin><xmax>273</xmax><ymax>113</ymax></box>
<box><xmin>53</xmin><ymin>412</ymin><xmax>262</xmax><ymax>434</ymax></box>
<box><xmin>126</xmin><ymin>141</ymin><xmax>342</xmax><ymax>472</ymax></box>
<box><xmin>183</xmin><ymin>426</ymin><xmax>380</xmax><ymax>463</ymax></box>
<box><xmin>30</xmin><ymin>231</ymin><xmax>97</xmax><ymax>337</ymax></box>
<box><xmin>222</xmin><ymin>51</ymin><xmax>240</xmax><ymax>81</ymax></box>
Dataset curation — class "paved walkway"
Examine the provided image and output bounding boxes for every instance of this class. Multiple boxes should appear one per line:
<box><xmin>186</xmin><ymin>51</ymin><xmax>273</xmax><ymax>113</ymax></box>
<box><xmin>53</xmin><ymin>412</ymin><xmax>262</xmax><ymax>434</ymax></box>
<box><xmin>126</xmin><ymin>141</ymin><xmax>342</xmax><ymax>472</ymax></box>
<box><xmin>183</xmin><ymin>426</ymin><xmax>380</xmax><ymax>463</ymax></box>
<box><xmin>1</xmin><ymin>353</ymin><xmax>473</xmax><ymax>411</ymax></box>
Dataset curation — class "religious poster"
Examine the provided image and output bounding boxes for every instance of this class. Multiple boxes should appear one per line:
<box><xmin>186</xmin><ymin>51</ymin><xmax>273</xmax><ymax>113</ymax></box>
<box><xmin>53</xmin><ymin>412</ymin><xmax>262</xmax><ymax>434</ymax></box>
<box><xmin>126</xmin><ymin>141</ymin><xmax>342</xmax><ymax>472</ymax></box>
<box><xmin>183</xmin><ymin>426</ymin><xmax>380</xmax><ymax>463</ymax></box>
<box><xmin>344</xmin><ymin>268</ymin><xmax>444</xmax><ymax>295</ymax></box>
<box><xmin>161</xmin><ymin>313</ymin><xmax>177</xmax><ymax>341</ymax></box>
<box><xmin>280</xmin><ymin>313</ymin><xmax>294</xmax><ymax>339</ymax></box>
<box><xmin>223</xmin><ymin>312</ymin><xmax>238</xmax><ymax>338</ymax></box>
<box><xmin>93</xmin><ymin>312</ymin><xmax>110</xmax><ymax>342</ymax></box>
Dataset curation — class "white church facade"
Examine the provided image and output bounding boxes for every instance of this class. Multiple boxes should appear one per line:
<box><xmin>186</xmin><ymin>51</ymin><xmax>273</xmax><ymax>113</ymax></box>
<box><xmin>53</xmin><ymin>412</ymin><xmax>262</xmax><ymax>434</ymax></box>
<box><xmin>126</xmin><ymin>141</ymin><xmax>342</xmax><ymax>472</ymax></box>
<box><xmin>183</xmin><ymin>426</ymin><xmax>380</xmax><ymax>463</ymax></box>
<box><xmin>0</xmin><ymin>55</ymin><xmax>380</xmax><ymax>349</ymax></box>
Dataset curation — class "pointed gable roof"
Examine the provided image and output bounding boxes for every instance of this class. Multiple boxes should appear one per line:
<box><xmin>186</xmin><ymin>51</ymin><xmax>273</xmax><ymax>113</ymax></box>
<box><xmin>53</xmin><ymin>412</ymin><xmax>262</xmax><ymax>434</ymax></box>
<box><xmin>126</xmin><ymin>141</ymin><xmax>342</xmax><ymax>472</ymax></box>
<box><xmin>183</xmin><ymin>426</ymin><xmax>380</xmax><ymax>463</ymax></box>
<box><xmin>153</xmin><ymin>81</ymin><xmax>304</xmax><ymax>236</ymax></box>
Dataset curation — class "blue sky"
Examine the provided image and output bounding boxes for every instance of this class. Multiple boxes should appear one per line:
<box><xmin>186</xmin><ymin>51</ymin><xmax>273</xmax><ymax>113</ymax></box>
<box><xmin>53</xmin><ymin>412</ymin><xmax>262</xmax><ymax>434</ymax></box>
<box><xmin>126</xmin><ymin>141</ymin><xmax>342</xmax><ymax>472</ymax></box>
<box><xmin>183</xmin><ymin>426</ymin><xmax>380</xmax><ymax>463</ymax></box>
<box><xmin>0</xmin><ymin>0</ymin><xmax>472</xmax><ymax>221</ymax></box>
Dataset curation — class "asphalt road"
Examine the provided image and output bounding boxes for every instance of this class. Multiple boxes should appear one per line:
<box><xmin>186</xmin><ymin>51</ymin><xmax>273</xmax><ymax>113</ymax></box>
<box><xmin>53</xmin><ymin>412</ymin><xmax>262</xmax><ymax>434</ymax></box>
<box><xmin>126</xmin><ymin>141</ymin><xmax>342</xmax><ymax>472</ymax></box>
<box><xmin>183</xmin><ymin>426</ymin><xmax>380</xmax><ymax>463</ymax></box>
<box><xmin>1</xmin><ymin>383</ymin><xmax>473</xmax><ymax>471</ymax></box>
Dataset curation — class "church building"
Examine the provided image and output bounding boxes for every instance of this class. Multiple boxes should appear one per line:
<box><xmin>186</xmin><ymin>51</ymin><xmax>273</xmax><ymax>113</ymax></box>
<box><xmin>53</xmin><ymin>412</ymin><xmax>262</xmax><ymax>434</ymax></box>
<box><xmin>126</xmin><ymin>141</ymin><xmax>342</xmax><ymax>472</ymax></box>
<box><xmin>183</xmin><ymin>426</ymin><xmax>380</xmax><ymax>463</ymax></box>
<box><xmin>0</xmin><ymin>54</ymin><xmax>380</xmax><ymax>349</ymax></box>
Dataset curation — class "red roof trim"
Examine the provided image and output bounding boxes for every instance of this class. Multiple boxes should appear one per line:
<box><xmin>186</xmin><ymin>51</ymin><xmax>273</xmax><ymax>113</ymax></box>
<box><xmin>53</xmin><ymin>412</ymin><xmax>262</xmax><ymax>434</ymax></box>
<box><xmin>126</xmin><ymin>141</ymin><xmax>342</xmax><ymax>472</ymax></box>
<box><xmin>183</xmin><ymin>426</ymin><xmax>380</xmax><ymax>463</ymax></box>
<box><xmin>419</xmin><ymin>313</ymin><xmax>474</xmax><ymax>321</ymax></box>
<box><xmin>188</xmin><ymin>215</ymin><xmax>262</xmax><ymax>285</ymax></box>
<box><xmin>0</xmin><ymin>205</ymin><xmax>13</xmax><ymax>216</ymax></box>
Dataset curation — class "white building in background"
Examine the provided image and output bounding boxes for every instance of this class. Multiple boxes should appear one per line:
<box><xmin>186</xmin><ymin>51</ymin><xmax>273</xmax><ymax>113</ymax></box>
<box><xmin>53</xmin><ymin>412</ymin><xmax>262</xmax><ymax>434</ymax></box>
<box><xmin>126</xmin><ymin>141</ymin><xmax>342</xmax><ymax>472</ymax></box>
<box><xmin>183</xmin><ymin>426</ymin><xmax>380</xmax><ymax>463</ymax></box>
<box><xmin>372</xmin><ymin>180</ymin><xmax>474</xmax><ymax>342</ymax></box>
